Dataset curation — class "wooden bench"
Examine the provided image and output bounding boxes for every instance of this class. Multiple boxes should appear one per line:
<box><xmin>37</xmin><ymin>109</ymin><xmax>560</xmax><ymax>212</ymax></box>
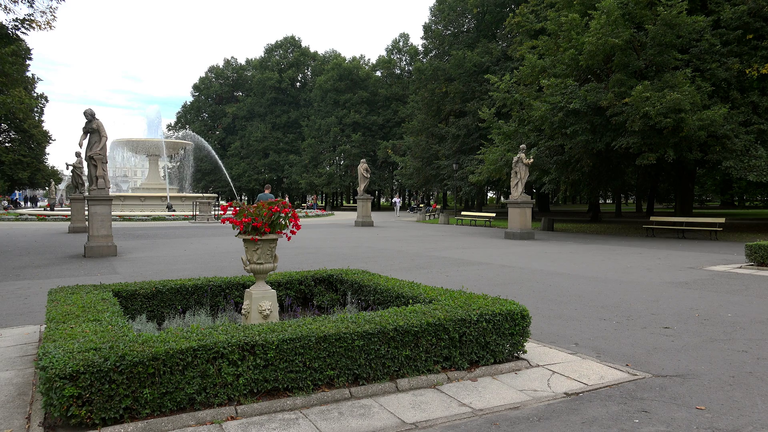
<box><xmin>455</xmin><ymin>211</ymin><xmax>495</xmax><ymax>227</ymax></box>
<box><xmin>424</xmin><ymin>206</ymin><xmax>441</xmax><ymax>220</ymax></box>
<box><xmin>643</xmin><ymin>216</ymin><xmax>725</xmax><ymax>240</ymax></box>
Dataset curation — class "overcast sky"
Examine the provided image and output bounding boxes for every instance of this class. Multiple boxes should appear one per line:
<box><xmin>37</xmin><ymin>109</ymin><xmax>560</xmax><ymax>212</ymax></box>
<box><xmin>23</xmin><ymin>0</ymin><xmax>434</xmax><ymax>171</ymax></box>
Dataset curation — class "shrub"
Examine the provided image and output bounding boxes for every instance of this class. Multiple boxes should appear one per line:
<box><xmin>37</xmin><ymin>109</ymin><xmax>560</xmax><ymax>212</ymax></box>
<box><xmin>745</xmin><ymin>241</ymin><xmax>768</xmax><ymax>267</ymax></box>
<box><xmin>38</xmin><ymin>269</ymin><xmax>530</xmax><ymax>426</ymax></box>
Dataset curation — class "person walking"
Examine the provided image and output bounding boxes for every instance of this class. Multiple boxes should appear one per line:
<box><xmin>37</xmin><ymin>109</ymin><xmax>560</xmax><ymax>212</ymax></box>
<box><xmin>255</xmin><ymin>184</ymin><xmax>275</xmax><ymax>202</ymax></box>
<box><xmin>393</xmin><ymin>194</ymin><xmax>402</xmax><ymax>217</ymax></box>
<box><xmin>312</xmin><ymin>194</ymin><xmax>318</xmax><ymax>210</ymax></box>
<box><xmin>23</xmin><ymin>195</ymin><xmax>29</xmax><ymax>207</ymax></box>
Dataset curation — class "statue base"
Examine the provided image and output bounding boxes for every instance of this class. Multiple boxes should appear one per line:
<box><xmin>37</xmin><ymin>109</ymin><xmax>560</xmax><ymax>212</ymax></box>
<box><xmin>242</xmin><ymin>288</ymin><xmax>279</xmax><ymax>324</ymax></box>
<box><xmin>355</xmin><ymin>195</ymin><xmax>374</xmax><ymax>227</ymax></box>
<box><xmin>68</xmin><ymin>195</ymin><xmax>87</xmax><ymax>233</ymax></box>
<box><xmin>503</xmin><ymin>194</ymin><xmax>535</xmax><ymax>240</ymax></box>
<box><xmin>84</xmin><ymin>194</ymin><xmax>117</xmax><ymax>257</ymax></box>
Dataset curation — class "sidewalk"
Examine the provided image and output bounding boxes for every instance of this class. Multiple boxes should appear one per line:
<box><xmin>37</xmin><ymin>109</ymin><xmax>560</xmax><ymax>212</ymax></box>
<box><xmin>2</xmin><ymin>324</ymin><xmax>647</xmax><ymax>432</ymax></box>
<box><xmin>0</xmin><ymin>325</ymin><xmax>41</xmax><ymax>432</ymax></box>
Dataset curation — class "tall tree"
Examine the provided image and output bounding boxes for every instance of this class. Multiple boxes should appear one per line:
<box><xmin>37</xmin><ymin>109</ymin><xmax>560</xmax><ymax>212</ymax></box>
<box><xmin>1</xmin><ymin>0</ymin><xmax>64</xmax><ymax>34</ymax></box>
<box><xmin>403</xmin><ymin>0</ymin><xmax>519</xmax><ymax>208</ymax></box>
<box><xmin>0</xmin><ymin>22</ymin><xmax>55</xmax><ymax>192</ymax></box>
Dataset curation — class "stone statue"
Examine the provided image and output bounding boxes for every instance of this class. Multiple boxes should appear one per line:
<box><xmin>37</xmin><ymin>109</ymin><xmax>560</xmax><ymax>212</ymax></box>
<box><xmin>357</xmin><ymin>159</ymin><xmax>371</xmax><ymax>196</ymax></box>
<box><xmin>66</xmin><ymin>151</ymin><xmax>86</xmax><ymax>195</ymax></box>
<box><xmin>510</xmin><ymin>145</ymin><xmax>534</xmax><ymax>200</ymax></box>
<box><xmin>47</xmin><ymin>179</ymin><xmax>56</xmax><ymax>201</ymax></box>
<box><xmin>78</xmin><ymin>108</ymin><xmax>110</xmax><ymax>193</ymax></box>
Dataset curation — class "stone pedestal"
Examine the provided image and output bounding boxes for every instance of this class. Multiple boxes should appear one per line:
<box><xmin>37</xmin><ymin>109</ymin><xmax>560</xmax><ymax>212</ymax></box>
<box><xmin>439</xmin><ymin>213</ymin><xmax>450</xmax><ymax>224</ymax></box>
<box><xmin>193</xmin><ymin>200</ymin><xmax>215</xmax><ymax>222</ymax></box>
<box><xmin>68</xmin><ymin>195</ymin><xmax>87</xmax><ymax>233</ymax></box>
<box><xmin>242</xmin><ymin>288</ymin><xmax>279</xmax><ymax>324</ymax></box>
<box><xmin>504</xmin><ymin>194</ymin><xmax>535</xmax><ymax>240</ymax></box>
<box><xmin>355</xmin><ymin>195</ymin><xmax>374</xmax><ymax>227</ymax></box>
<box><xmin>84</xmin><ymin>193</ymin><xmax>117</xmax><ymax>257</ymax></box>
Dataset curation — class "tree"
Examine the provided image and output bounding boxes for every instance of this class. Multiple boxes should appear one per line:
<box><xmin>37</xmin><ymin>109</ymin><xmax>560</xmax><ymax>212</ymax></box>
<box><xmin>0</xmin><ymin>22</ymin><xmax>55</xmax><ymax>192</ymax></box>
<box><xmin>402</xmin><ymin>0</ymin><xmax>520</xmax><ymax>209</ymax></box>
<box><xmin>1</xmin><ymin>0</ymin><xmax>64</xmax><ymax>34</ymax></box>
<box><xmin>483</xmin><ymin>0</ymin><xmax>768</xmax><ymax>216</ymax></box>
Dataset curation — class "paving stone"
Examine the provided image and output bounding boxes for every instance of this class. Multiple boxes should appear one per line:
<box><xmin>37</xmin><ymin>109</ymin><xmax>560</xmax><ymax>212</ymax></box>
<box><xmin>0</xmin><ymin>368</ymin><xmax>35</xmax><ymax>432</ymax></box>
<box><xmin>545</xmin><ymin>359</ymin><xmax>631</xmax><ymax>386</ymax></box>
<box><xmin>222</xmin><ymin>411</ymin><xmax>319</xmax><ymax>432</ymax></box>
<box><xmin>496</xmin><ymin>368</ymin><xmax>585</xmax><ymax>394</ymax></box>
<box><xmin>100</xmin><ymin>407</ymin><xmax>237</xmax><ymax>432</ymax></box>
<box><xmin>349</xmin><ymin>381</ymin><xmax>397</xmax><ymax>398</ymax></box>
<box><xmin>301</xmin><ymin>399</ymin><xmax>410</xmax><ymax>432</ymax></box>
<box><xmin>0</xmin><ymin>342</ymin><xmax>38</xmax><ymax>372</ymax></box>
<box><xmin>236</xmin><ymin>389</ymin><xmax>350</xmax><ymax>418</ymax></box>
<box><xmin>445</xmin><ymin>370</ymin><xmax>468</xmax><ymax>381</ymax></box>
<box><xmin>0</xmin><ymin>325</ymin><xmax>39</xmax><ymax>348</ymax></box>
<box><xmin>524</xmin><ymin>341</ymin><xmax>542</xmax><ymax>349</ymax></box>
<box><xmin>374</xmin><ymin>388</ymin><xmax>472</xmax><ymax>423</ymax></box>
<box><xmin>395</xmin><ymin>373</ymin><xmax>449</xmax><ymax>391</ymax></box>
<box><xmin>520</xmin><ymin>346</ymin><xmax>581</xmax><ymax>366</ymax></box>
<box><xmin>437</xmin><ymin>377</ymin><xmax>530</xmax><ymax>410</ymax></box>
<box><xmin>464</xmin><ymin>360</ymin><xmax>529</xmax><ymax>379</ymax></box>
<box><xmin>177</xmin><ymin>425</ymin><xmax>223</xmax><ymax>432</ymax></box>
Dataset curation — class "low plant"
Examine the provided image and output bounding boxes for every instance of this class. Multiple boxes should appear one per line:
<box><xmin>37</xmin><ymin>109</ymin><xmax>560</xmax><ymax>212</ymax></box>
<box><xmin>745</xmin><ymin>241</ymin><xmax>768</xmax><ymax>267</ymax></box>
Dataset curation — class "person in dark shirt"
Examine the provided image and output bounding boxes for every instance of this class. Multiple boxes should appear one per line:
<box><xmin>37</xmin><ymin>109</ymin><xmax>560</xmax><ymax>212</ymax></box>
<box><xmin>255</xmin><ymin>184</ymin><xmax>275</xmax><ymax>202</ymax></box>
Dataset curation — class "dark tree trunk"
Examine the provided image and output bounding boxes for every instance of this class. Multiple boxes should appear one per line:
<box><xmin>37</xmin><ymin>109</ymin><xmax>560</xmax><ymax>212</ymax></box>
<box><xmin>646</xmin><ymin>181</ymin><xmax>657</xmax><ymax>217</ymax></box>
<box><xmin>442</xmin><ymin>190</ymin><xmax>448</xmax><ymax>208</ymax></box>
<box><xmin>613</xmin><ymin>188</ymin><xmax>622</xmax><ymax>218</ymax></box>
<box><xmin>588</xmin><ymin>193</ymin><xmax>601</xmax><ymax>222</ymax></box>
<box><xmin>673</xmin><ymin>161</ymin><xmax>696</xmax><ymax>216</ymax></box>
<box><xmin>535</xmin><ymin>191</ymin><xmax>551</xmax><ymax>212</ymax></box>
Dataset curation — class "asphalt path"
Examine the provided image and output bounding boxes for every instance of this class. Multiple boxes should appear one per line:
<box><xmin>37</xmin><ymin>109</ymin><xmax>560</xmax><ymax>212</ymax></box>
<box><xmin>0</xmin><ymin>211</ymin><xmax>765</xmax><ymax>431</ymax></box>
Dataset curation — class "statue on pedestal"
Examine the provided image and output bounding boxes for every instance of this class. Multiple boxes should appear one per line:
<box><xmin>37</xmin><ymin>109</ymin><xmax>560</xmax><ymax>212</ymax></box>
<box><xmin>357</xmin><ymin>159</ymin><xmax>371</xmax><ymax>196</ymax></box>
<box><xmin>510</xmin><ymin>145</ymin><xmax>534</xmax><ymax>200</ymax></box>
<box><xmin>47</xmin><ymin>179</ymin><xmax>56</xmax><ymax>201</ymax></box>
<box><xmin>78</xmin><ymin>108</ymin><xmax>110</xmax><ymax>193</ymax></box>
<box><xmin>66</xmin><ymin>151</ymin><xmax>86</xmax><ymax>195</ymax></box>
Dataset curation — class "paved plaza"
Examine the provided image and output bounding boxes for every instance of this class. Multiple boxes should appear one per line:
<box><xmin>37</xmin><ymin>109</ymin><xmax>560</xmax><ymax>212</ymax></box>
<box><xmin>0</xmin><ymin>211</ymin><xmax>765</xmax><ymax>431</ymax></box>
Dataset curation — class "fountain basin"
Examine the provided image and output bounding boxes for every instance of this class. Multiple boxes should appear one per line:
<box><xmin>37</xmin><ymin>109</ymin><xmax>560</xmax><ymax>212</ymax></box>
<box><xmin>112</xmin><ymin>193</ymin><xmax>217</xmax><ymax>212</ymax></box>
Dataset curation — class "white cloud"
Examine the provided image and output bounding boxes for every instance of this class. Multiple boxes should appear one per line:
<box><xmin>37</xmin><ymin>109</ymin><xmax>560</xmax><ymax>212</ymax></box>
<box><xmin>25</xmin><ymin>0</ymin><xmax>433</xmax><ymax>170</ymax></box>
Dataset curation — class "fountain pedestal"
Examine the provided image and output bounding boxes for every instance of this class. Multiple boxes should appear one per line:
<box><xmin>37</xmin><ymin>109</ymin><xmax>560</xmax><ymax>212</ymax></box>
<box><xmin>84</xmin><ymin>193</ymin><xmax>117</xmax><ymax>257</ymax></box>
<box><xmin>68</xmin><ymin>194</ymin><xmax>87</xmax><ymax>233</ymax></box>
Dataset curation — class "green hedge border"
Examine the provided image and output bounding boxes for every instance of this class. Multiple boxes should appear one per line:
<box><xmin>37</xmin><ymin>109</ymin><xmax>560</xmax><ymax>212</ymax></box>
<box><xmin>745</xmin><ymin>241</ymin><xmax>768</xmax><ymax>267</ymax></box>
<box><xmin>38</xmin><ymin>269</ymin><xmax>531</xmax><ymax>426</ymax></box>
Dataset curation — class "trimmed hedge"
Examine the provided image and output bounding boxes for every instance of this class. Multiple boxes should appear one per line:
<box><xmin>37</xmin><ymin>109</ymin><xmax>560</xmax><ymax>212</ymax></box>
<box><xmin>38</xmin><ymin>269</ymin><xmax>531</xmax><ymax>426</ymax></box>
<box><xmin>745</xmin><ymin>241</ymin><xmax>768</xmax><ymax>267</ymax></box>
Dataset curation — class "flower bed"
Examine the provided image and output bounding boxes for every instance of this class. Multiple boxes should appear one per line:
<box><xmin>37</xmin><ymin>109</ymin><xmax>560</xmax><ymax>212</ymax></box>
<box><xmin>38</xmin><ymin>269</ymin><xmax>530</xmax><ymax>426</ymax></box>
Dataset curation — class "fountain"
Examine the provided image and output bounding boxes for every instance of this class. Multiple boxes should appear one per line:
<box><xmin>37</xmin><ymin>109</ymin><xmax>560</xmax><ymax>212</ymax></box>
<box><xmin>107</xmin><ymin>107</ymin><xmax>217</xmax><ymax>212</ymax></box>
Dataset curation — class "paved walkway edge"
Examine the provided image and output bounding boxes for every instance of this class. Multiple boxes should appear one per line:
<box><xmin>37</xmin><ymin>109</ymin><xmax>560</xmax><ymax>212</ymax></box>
<box><xmin>88</xmin><ymin>341</ymin><xmax>649</xmax><ymax>432</ymax></box>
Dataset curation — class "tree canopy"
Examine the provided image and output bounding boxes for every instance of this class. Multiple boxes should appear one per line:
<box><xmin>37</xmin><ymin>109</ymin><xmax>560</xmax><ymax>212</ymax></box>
<box><xmin>173</xmin><ymin>0</ymin><xmax>768</xmax><ymax>213</ymax></box>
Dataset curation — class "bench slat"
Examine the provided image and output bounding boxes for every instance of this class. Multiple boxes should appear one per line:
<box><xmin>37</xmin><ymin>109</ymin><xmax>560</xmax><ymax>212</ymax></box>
<box><xmin>643</xmin><ymin>225</ymin><xmax>723</xmax><ymax>231</ymax></box>
<box><xmin>649</xmin><ymin>216</ymin><xmax>725</xmax><ymax>223</ymax></box>
<box><xmin>460</xmin><ymin>212</ymin><xmax>496</xmax><ymax>217</ymax></box>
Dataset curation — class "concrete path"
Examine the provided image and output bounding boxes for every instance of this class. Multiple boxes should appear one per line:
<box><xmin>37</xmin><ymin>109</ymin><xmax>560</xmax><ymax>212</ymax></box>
<box><xmin>0</xmin><ymin>325</ymin><xmax>40</xmax><ymax>432</ymax></box>
<box><xmin>0</xmin><ymin>210</ymin><xmax>765</xmax><ymax>431</ymax></box>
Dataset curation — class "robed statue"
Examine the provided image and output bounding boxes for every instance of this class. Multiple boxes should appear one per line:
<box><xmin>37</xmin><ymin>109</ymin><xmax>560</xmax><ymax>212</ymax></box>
<box><xmin>357</xmin><ymin>159</ymin><xmax>371</xmax><ymax>196</ymax></box>
<box><xmin>66</xmin><ymin>151</ymin><xmax>86</xmax><ymax>195</ymax></box>
<box><xmin>510</xmin><ymin>145</ymin><xmax>534</xmax><ymax>200</ymax></box>
<box><xmin>78</xmin><ymin>108</ymin><xmax>110</xmax><ymax>192</ymax></box>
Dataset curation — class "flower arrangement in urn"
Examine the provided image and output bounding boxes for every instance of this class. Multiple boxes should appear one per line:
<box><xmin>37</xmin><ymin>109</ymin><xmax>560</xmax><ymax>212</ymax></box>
<box><xmin>220</xmin><ymin>200</ymin><xmax>302</xmax><ymax>241</ymax></box>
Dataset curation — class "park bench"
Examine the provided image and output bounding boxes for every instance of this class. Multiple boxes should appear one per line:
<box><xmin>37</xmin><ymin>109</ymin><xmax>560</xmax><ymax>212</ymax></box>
<box><xmin>424</xmin><ymin>205</ymin><xmax>441</xmax><ymax>220</ymax></box>
<box><xmin>643</xmin><ymin>216</ymin><xmax>725</xmax><ymax>240</ymax></box>
<box><xmin>456</xmin><ymin>211</ymin><xmax>496</xmax><ymax>227</ymax></box>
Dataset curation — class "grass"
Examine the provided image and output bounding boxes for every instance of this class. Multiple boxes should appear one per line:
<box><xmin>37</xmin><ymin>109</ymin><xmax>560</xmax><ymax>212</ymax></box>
<box><xmin>421</xmin><ymin>215</ymin><xmax>768</xmax><ymax>242</ymax></box>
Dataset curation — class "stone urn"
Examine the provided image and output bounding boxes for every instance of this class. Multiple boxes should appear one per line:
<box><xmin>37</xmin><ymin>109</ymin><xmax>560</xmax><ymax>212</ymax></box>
<box><xmin>237</xmin><ymin>234</ymin><xmax>280</xmax><ymax>324</ymax></box>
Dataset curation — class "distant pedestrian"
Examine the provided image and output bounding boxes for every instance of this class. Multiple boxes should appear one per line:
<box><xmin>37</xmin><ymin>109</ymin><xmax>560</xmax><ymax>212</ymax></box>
<box><xmin>393</xmin><ymin>194</ymin><xmax>402</xmax><ymax>217</ymax></box>
<box><xmin>23</xmin><ymin>195</ymin><xmax>29</xmax><ymax>207</ymax></box>
<box><xmin>312</xmin><ymin>194</ymin><xmax>318</xmax><ymax>210</ymax></box>
<box><xmin>30</xmin><ymin>194</ymin><xmax>38</xmax><ymax>208</ymax></box>
<box><xmin>256</xmin><ymin>184</ymin><xmax>275</xmax><ymax>202</ymax></box>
